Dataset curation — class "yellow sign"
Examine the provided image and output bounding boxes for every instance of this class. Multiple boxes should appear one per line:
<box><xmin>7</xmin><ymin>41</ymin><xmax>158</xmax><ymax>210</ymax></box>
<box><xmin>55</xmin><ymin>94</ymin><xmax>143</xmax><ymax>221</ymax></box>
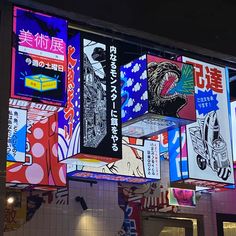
<box><xmin>25</xmin><ymin>74</ymin><xmax>57</xmax><ymax>92</ymax></box>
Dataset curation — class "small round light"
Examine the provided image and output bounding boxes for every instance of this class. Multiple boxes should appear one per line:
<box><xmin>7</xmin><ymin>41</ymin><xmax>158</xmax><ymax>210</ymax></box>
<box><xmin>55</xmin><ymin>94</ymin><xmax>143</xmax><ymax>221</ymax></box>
<box><xmin>7</xmin><ymin>196</ymin><xmax>15</xmax><ymax>204</ymax></box>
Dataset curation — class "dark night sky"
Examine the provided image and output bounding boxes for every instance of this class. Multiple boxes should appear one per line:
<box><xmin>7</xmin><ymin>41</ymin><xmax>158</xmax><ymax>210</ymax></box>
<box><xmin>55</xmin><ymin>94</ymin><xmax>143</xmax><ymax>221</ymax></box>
<box><xmin>32</xmin><ymin>0</ymin><xmax>236</xmax><ymax>59</ymax></box>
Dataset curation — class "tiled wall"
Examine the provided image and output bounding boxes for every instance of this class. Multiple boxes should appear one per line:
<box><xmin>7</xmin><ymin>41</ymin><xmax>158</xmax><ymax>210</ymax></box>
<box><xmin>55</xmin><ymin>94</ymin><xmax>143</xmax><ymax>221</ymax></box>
<box><xmin>179</xmin><ymin>192</ymin><xmax>214</xmax><ymax>236</ymax></box>
<box><xmin>178</xmin><ymin>188</ymin><xmax>236</xmax><ymax>235</ymax></box>
<box><xmin>4</xmin><ymin>180</ymin><xmax>124</xmax><ymax>236</ymax></box>
<box><xmin>4</xmin><ymin>178</ymin><xmax>236</xmax><ymax>236</ymax></box>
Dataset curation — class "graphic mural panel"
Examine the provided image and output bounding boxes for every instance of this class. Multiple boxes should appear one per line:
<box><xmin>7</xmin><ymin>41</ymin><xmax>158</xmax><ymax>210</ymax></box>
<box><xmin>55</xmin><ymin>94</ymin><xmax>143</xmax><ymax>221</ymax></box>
<box><xmin>58</xmin><ymin>30</ymin><xmax>81</xmax><ymax>162</ymax></box>
<box><xmin>182</xmin><ymin>57</ymin><xmax>234</xmax><ymax>184</ymax></box>
<box><xmin>118</xmin><ymin>159</ymin><xmax>177</xmax><ymax>235</ymax></box>
<box><xmin>7</xmin><ymin>107</ymin><xmax>27</xmax><ymax>162</ymax></box>
<box><xmin>7</xmin><ymin>114</ymin><xmax>66</xmax><ymax>187</ymax></box>
<box><xmin>168</xmin><ymin>187</ymin><xmax>196</xmax><ymax>207</ymax></box>
<box><xmin>12</xmin><ymin>7</ymin><xmax>67</xmax><ymax>106</ymax></box>
<box><xmin>67</xmin><ymin>136</ymin><xmax>161</xmax><ymax>182</ymax></box>
<box><xmin>80</xmin><ymin>33</ymin><xmax>122</xmax><ymax>162</ymax></box>
<box><xmin>121</xmin><ymin>54</ymin><xmax>196</xmax><ymax>138</ymax></box>
<box><xmin>169</xmin><ymin>127</ymin><xmax>189</xmax><ymax>182</ymax></box>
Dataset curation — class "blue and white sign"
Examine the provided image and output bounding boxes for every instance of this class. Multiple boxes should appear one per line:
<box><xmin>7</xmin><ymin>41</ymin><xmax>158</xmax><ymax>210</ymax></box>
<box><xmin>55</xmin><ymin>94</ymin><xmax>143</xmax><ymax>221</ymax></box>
<box><xmin>7</xmin><ymin>107</ymin><xmax>27</xmax><ymax>162</ymax></box>
<box><xmin>182</xmin><ymin>57</ymin><xmax>234</xmax><ymax>184</ymax></box>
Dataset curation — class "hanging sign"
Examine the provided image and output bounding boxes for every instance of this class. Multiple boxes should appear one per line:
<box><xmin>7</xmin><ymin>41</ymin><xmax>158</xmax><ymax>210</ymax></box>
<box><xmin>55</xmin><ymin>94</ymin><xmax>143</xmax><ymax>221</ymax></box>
<box><xmin>12</xmin><ymin>7</ymin><xmax>67</xmax><ymax>106</ymax></box>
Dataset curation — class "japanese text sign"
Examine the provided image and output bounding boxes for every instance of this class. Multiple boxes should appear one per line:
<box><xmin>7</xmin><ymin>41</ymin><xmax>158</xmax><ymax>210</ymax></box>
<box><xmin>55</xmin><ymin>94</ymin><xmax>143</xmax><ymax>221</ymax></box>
<box><xmin>80</xmin><ymin>33</ymin><xmax>122</xmax><ymax>160</ymax></box>
<box><xmin>11</xmin><ymin>7</ymin><xmax>67</xmax><ymax>106</ymax></box>
<box><xmin>182</xmin><ymin>57</ymin><xmax>234</xmax><ymax>184</ymax></box>
<box><xmin>58</xmin><ymin>30</ymin><xmax>81</xmax><ymax>161</ymax></box>
<box><xmin>7</xmin><ymin>107</ymin><xmax>27</xmax><ymax>162</ymax></box>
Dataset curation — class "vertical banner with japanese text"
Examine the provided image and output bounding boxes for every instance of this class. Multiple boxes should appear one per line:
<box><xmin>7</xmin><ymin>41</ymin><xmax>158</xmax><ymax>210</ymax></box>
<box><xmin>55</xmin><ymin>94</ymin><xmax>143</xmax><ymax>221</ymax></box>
<box><xmin>12</xmin><ymin>7</ymin><xmax>67</xmax><ymax>106</ymax></box>
<box><xmin>7</xmin><ymin>107</ymin><xmax>27</xmax><ymax>162</ymax></box>
<box><xmin>182</xmin><ymin>57</ymin><xmax>234</xmax><ymax>184</ymax></box>
<box><xmin>80</xmin><ymin>33</ymin><xmax>122</xmax><ymax>160</ymax></box>
<box><xmin>58</xmin><ymin>30</ymin><xmax>80</xmax><ymax>161</ymax></box>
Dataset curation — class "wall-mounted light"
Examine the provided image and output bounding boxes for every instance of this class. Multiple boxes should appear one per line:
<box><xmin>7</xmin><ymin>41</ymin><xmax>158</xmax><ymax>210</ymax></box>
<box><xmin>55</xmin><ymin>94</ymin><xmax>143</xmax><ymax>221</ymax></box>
<box><xmin>6</xmin><ymin>190</ymin><xmax>22</xmax><ymax>207</ymax></box>
<box><xmin>75</xmin><ymin>196</ymin><xmax>88</xmax><ymax>210</ymax></box>
<box><xmin>7</xmin><ymin>196</ymin><xmax>15</xmax><ymax>205</ymax></box>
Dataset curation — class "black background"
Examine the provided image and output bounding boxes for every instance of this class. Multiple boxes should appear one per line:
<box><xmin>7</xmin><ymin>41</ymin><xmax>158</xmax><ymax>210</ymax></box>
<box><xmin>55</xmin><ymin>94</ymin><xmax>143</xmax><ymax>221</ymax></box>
<box><xmin>80</xmin><ymin>32</ymin><xmax>122</xmax><ymax>159</ymax></box>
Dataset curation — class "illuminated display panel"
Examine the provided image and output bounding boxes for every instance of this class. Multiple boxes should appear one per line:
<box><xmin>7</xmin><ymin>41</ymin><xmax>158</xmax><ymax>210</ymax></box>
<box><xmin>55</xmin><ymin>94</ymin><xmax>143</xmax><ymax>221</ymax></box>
<box><xmin>169</xmin><ymin>57</ymin><xmax>234</xmax><ymax>187</ymax></box>
<box><xmin>183</xmin><ymin>57</ymin><xmax>234</xmax><ymax>185</ymax></box>
<box><xmin>7</xmin><ymin>107</ymin><xmax>27</xmax><ymax>162</ymax></box>
<box><xmin>66</xmin><ymin>136</ymin><xmax>161</xmax><ymax>182</ymax></box>
<box><xmin>58</xmin><ymin>30</ymin><xmax>122</xmax><ymax>167</ymax></box>
<box><xmin>168</xmin><ymin>187</ymin><xmax>196</xmax><ymax>207</ymax></box>
<box><xmin>11</xmin><ymin>7</ymin><xmax>67</xmax><ymax>106</ymax></box>
<box><xmin>168</xmin><ymin>126</ymin><xmax>189</xmax><ymax>182</ymax></box>
<box><xmin>6</xmin><ymin>114</ymin><xmax>66</xmax><ymax>187</ymax></box>
<box><xmin>121</xmin><ymin>54</ymin><xmax>196</xmax><ymax>138</ymax></box>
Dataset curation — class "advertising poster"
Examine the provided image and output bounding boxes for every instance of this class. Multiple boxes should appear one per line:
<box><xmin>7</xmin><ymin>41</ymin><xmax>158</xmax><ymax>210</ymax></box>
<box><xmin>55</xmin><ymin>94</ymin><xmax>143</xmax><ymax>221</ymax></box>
<box><xmin>58</xmin><ymin>30</ymin><xmax>80</xmax><ymax>161</ymax></box>
<box><xmin>168</xmin><ymin>126</ymin><xmax>189</xmax><ymax>182</ymax></box>
<box><xmin>120</xmin><ymin>55</ymin><xmax>148</xmax><ymax>123</ymax></box>
<box><xmin>150</xmin><ymin>131</ymin><xmax>169</xmax><ymax>160</ymax></box>
<box><xmin>168</xmin><ymin>187</ymin><xmax>196</xmax><ymax>207</ymax></box>
<box><xmin>182</xmin><ymin>57</ymin><xmax>234</xmax><ymax>184</ymax></box>
<box><xmin>80</xmin><ymin>33</ymin><xmax>122</xmax><ymax>160</ymax></box>
<box><xmin>120</xmin><ymin>54</ymin><xmax>195</xmax><ymax>123</ymax></box>
<box><xmin>147</xmin><ymin>55</ymin><xmax>195</xmax><ymax>121</ymax></box>
<box><xmin>67</xmin><ymin>136</ymin><xmax>160</xmax><ymax>183</ymax></box>
<box><xmin>7</xmin><ymin>107</ymin><xmax>27</xmax><ymax>162</ymax></box>
<box><xmin>7</xmin><ymin>114</ymin><xmax>66</xmax><ymax>187</ymax></box>
<box><xmin>12</xmin><ymin>7</ymin><xmax>67</xmax><ymax>106</ymax></box>
<box><xmin>9</xmin><ymin>98</ymin><xmax>59</xmax><ymax>129</ymax></box>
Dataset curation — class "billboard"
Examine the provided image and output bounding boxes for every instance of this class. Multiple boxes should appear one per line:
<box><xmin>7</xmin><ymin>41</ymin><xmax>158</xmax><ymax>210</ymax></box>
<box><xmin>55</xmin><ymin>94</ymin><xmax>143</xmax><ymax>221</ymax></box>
<box><xmin>80</xmin><ymin>34</ymin><xmax>122</xmax><ymax>160</ymax></box>
<box><xmin>58</xmin><ymin>31</ymin><xmax>122</xmax><ymax>166</ymax></box>
<box><xmin>121</xmin><ymin>54</ymin><xmax>196</xmax><ymax>137</ymax></box>
<box><xmin>181</xmin><ymin>57</ymin><xmax>234</xmax><ymax>185</ymax></box>
<box><xmin>67</xmin><ymin>136</ymin><xmax>161</xmax><ymax>183</ymax></box>
<box><xmin>12</xmin><ymin>7</ymin><xmax>67</xmax><ymax>106</ymax></box>
<box><xmin>168</xmin><ymin>187</ymin><xmax>196</xmax><ymax>207</ymax></box>
<box><xmin>9</xmin><ymin>98</ymin><xmax>59</xmax><ymax>128</ymax></box>
<box><xmin>7</xmin><ymin>107</ymin><xmax>27</xmax><ymax>162</ymax></box>
<box><xmin>168</xmin><ymin>126</ymin><xmax>189</xmax><ymax>182</ymax></box>
<box><xmin>58</xmin><ymin>30</ymin><xmax>81</xmax><ymax>161</ymax></box>
<box><xmin>7</xmin><ymin>114</ymin><xmax>66</xmax><ymax>187</ymax></box>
